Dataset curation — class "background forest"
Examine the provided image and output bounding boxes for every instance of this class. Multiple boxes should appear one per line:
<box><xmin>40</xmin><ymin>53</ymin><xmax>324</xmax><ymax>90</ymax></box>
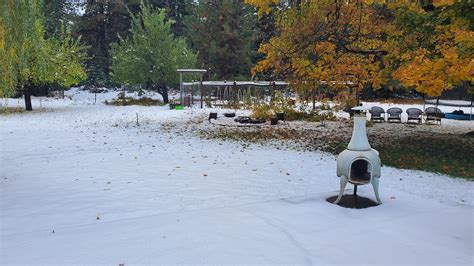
<box><xmin>1</xmin><ymin>0</ymin><xmax>473</xmax><ymax>108</ymax></box>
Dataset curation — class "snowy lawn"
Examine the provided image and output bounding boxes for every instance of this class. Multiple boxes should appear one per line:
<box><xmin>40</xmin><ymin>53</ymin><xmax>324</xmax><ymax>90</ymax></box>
<box><xmin>1</xmin><ymin>91</ymin><xmax>473</xmax><ymax>265</ymax></box>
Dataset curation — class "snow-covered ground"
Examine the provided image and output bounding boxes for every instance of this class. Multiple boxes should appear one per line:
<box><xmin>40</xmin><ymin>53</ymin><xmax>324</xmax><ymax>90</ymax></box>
<box><xmin>1</xmin><ymin>90</ymin><xmax>473</xmax><ymax>265</ymax></box>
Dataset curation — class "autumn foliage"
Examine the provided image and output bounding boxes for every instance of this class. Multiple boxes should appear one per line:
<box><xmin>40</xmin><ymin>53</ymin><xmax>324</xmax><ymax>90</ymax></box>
<box><xmin>390</xmin><ymin>2</ymin><xmax>474</xmax><ymax>96</ymax></box>
<box><xmin>246</xmin><ymin>0</ymin><xmax>473</xmax><ymax>97</ymax></box>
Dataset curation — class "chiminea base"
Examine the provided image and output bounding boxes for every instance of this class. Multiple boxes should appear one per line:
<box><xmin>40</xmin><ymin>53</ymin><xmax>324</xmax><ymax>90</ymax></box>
<box><xmin>327</xmin><ymin>195</ymin><xmax>379</xmax><ymax>209</ymax></box>
<box><xmin>334</xmin><ymin>175</ymin><xmax>381</xmax><ymax>205</ymax></box>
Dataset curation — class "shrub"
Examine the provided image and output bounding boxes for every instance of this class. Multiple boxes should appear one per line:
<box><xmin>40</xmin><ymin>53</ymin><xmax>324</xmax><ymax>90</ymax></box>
<box><xmin>0</xmin><ymin>107</ymin><xmax>25</xmax><ymax>115</ymax></box>
<box><xmin>250</xmin><ymin>102</ymin><xmax>336</xmax><ymax>122</ymax></box>
<box><xmin>105</xmin><ymin>97</ymin><xmax>163</xmax><ymax>106</ymax></box>
<box><xmin>251</xmin><ymin>103</ymin><xmax>274</xmax><ymax>119</ymax></box>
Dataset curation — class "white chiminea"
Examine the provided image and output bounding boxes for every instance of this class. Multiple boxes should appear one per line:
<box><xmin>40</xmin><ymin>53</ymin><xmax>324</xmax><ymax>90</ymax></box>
<box><xmin>334</xmin><ymin>107</ymin><xmax>382</xmax><ymax>204</ymax></box>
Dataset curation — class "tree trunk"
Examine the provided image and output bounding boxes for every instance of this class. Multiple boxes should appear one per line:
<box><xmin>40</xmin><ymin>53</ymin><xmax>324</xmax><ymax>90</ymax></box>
<box><xmin>161</xmin><ymin>87</ymin><xmax>169</xmax><ymax>104</ymax></box>
<box><xmin>24</xmin><ymin>85</ymin><xmax>33</xmax><ymax>111</ymax></box>
<box><xmin>356</xmin><ymin>89</ymin><xmax>360</xmax><ymax>106</ymax></box>
<box><xmin>149</xmin><ymin>82</ymin><xmax>169</xmax><ymax>104</ymax></box>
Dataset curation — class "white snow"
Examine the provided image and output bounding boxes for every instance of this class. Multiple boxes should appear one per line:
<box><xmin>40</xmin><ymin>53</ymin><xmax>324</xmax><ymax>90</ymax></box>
<box><xmin>0</xmin><ymin>90</ymin><xmax>473</xmax><ymax>265</ymax></box>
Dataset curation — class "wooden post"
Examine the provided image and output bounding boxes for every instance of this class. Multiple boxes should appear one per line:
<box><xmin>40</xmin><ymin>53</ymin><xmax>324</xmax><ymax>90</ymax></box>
<box><xmin>208</xmin><ymin>81</ymin><xmax>212</xmax><ymax>107</ymax></box>
<box><xmin>179</xmin><ymin>72</ymin><xmax>183</xmax><ymax>106</ymax></box>
<box><xmin>191</xmin><ymin>79</ymin><xmax>194</xmax><ymax>105</ymax></box>
<box><xmin>233</xmin><ymin>81</ymin><xmax>237</xmax><ymax>107</ymax></box>
<box><xmin>200</xmin><ymin>74</ymin><xmax>203</xmax><ymax>109</ymax></box>
<box><xmin>201</xmin><ymin>86</ymin><xmax>204</xmax><ymax>108</ymax></box>
<box><xmin>272</xmin><ymin>82</ymin><xmax>275</xmax><ymax>103</ymax></box>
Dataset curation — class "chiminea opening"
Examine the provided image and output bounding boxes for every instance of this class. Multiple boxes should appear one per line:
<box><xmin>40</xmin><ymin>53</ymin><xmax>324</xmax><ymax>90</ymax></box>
<box><xmin>350</xmin><ymin>159</ymin><xmax>372</xmax><ymax>184</ymax></box>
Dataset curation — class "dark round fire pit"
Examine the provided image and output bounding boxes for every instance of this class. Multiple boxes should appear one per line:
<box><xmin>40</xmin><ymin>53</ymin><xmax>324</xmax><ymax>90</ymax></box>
<box><xmin>326</xmin><ymin>195</ymin><xmax>379</xmax><ymax>209</ymax></box>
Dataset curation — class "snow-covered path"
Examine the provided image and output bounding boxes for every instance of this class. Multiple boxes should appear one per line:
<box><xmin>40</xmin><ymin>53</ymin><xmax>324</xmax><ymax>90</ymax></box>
<box><xmin>1</xmin><ymin>97</ymin><xmax>473</xmax><ymax>265</ymax></box>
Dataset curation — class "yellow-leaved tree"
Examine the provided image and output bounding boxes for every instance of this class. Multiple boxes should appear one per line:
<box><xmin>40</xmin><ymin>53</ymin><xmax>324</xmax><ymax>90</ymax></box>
<box><xmin>1</xmin><ymin>0</ymin><xmax>87</xmax><ymax>110</ymax></box>
<box><xmin>390</xmin><ymin>1</ymin><xmax>473</xmax><ymax>97</ymax></box>
<box><xmin>246</xmin><ymin>0</ymin><xmax>473</xmax><ymax>99</ymax></box>
<box><xmin>245</xmin><ymin>0</ymin><xmax>391</xmax><ymax>106</ymax></box>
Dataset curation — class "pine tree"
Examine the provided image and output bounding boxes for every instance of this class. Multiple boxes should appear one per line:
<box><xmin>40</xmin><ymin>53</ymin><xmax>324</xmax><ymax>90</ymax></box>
<box><xmin>185</xmin><ymin>0</ymin><xmax>258</xmax><ymax>80</ymax></box>
<box><xmin>110</xmin><ymin>1</ymin><xmax>196</xmax><ymax>103</ymax></box>
<box><xmin>43</xmin><ymin>0</ymin><xmax>76</xmax><ymax>38</ymax></box>
<box><xmin>144</xmin><ymin>0</ymin><xmax>193</xmax><ymax>37</ymax></box>
<box><xmin>75</xmin><ymin>0</ymin><xmax>124</xmax><ymax>87</ymax></box>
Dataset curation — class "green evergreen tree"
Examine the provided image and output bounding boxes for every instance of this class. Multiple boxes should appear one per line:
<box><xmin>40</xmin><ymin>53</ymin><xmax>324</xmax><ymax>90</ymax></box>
<box><xmin>110</xmin><ymin>1</ymin><xmax>196</xmax><ymax>103</ymax></box>
<box><xmin>185</xmin><ymin>0</ymin><xmax>258</xmax><ymax>80</ymax></box>
<box><xmin>43</xmin><ymin>0</ymin><xmax>76</xmax><ymax>38</ymax></box>
<box><xmin>75</xmin><ymin>0</ymin><xmax>124</xmax><ymax>87</ymax></box>
<box><xmin>137</xmin><ymin>0</ymin><xmax>193</xmax><ymax>37</ymax></box>
<box><xmin>75</xmin><ymin>0</ymin><xmax>192</xmax><ymax>87</ymax></box>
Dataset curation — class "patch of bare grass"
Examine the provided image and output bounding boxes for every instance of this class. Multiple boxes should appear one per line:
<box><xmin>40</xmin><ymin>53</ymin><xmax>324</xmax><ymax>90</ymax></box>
<box><xmin>196</xmin><ymin>121</ymin><xmax>474</xmax><ymax>179</ymax></box>
<box><xmin>0</xmin><ymin>107</ymin><xmax>51</xmax><ymax>115</ymax></box>
<box><xmin>0</xmin><ymin>107</ymin><xmax>25</xmax><ymax>115</ymax></box>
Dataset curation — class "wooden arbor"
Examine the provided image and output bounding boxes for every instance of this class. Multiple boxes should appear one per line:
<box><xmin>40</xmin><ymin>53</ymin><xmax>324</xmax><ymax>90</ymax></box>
<box><xmin>177</xmin><ymin>69</ymin><xmax>207</xmax><ymax>108</ymax></box>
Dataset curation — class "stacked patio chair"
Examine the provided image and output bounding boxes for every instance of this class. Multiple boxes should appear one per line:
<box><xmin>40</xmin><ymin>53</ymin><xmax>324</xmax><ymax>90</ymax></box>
<box><xmin>406</xmin><ymin>108</ymin><xmax>423</xmax><ymax>124</ymax></box>
<box><xmin>387</xmin><ymin>107</ymin><xmax>403</xmax><ymax>123</ymax></box>
<box><xmin>425</xmin><ymin>107</ymin><xmax>443</xmax><ymax>125</ymax></box>
<box><xmin>369</xmin><ymin>106</ymin><xmax>385</xmax><ymax>122</ymax></box>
